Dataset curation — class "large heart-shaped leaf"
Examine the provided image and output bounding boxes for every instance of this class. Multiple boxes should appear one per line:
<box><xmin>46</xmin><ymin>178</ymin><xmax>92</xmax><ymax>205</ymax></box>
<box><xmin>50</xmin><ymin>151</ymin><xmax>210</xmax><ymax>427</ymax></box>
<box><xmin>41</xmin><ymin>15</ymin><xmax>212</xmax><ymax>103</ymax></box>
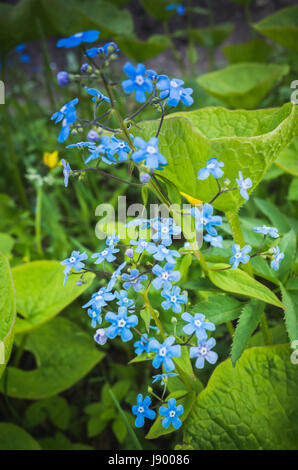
<box><xmin>0</xmin><ymin>423</ymin><xmax>41</xmax><ymax>450</ymax></box>
<box><xmin>0</xmin><ymin>255</ymin><xmax>16</xmax><ymax>380</ymax></box>
<box><xmin>183</xmin><ymin>344</ymin><xmax>298</xmax><ymax>449</ymax></box>
<box><xmin>0</xmin><ymin>317</ymin><xmax>103</xmax><ymax>399</ymax></box>
<box><xmin>197</xmin><ymin>63</ymin><xmax>289</xmax><ymax>109</ymax></box>
<box><xmin>137</xmin><ymin>103</ymin><xmax>296</xmax><ymax>213</ymax></box>
<box><xmin>275</xmin><ymin>139</ymin><xmax>298</xmax><ymax>176</ymax></box>
<box><xmin>189</xmin><ymin>23</ymin><xmax>234</xmax><ymax>48</ymax></box>
<box><xmin>222</xmin><ymin>38</ymin><xmax>273</xmax><ymax>64</ymax></box>
<box><xmin>12</xmin><ymin>260</ymin><xmax>95</xmax><ymax>334</ymax></box>
<box><xmin>1</xmin><ymin>0</ymin><xmax>133</xmax><ymax>54</ymax></box>
<box><xmin>115</xmin><ymin>34</ymin><xmax>171</xmax><ymax>62</ymax></box>
<box><xmin>253</xmin><ymin>6</ymin><xmax>298</xmax><ymax>52</ymax></box>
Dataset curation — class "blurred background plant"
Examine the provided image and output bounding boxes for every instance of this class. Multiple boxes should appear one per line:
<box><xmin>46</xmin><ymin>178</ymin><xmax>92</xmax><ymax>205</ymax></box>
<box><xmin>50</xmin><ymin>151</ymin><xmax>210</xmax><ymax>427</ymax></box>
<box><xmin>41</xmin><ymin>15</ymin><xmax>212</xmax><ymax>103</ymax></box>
<box><xmin>0</xmin><ymin>0</ymin><xmax>297</xmax><ymax>450</ymax></box>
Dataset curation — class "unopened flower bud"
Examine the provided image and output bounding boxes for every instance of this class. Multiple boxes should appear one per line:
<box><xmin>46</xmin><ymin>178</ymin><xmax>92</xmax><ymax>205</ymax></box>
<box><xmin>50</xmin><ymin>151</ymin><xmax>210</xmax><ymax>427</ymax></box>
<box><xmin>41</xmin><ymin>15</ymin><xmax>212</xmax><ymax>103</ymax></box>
<box><xmin>140</xmin><ymin>172</ymin><xmax>151</xmax><ymax>183</ymax></box>
<box><xmin>125</xmin><ymin>248</ymin><xmax>134</xmax><ymax>258</ymax></box>
<box><xmin>94</xmin><ymin>328</ymin><xmax>108</xmax><ymax>345</ymax></box>
<box><xmin>87</xmin><ymin>130</ymin><xmax>100</xmax><ymax>142</ymax></box>
<box><xmin>147</xmin><ymin>386</ymin><xmax>153</xmax><ymax>394</ymax></box>
<box><xmin>57</xmin><ymin>71</ymin><xmax>70</xmax><ymax>86</ymax></box>
<box><xmin>80</xmin><ymin>63</ymin><xmax>92</xmax><ymax>74</ymax></box>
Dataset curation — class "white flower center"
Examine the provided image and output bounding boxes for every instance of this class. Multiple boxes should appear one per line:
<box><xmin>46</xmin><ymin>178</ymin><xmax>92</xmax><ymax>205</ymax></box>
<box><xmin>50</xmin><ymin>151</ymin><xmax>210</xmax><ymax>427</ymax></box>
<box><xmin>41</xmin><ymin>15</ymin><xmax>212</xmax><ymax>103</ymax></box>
<box><xmin>138</xmin><ymin>406</ymin><xmax>144</xmax><ymax>413</ymax></box>
<box><xmin>169</xmin><ymin>410</ymin><xmax>176</xmax><ymax>417</ymax></box>
<box><xmin>200</xmin><ymin>347</ymin><xmax>207</xmax><ymax>355</ymax></box>
<box><xmin>194</xmin><ymin>319</ymin><xmax>202</xmax><ymax>327</ymax></box>
<box><xmin>171</xmin><ymin>296</ymin><xmax>177</xmax><ymax>303</ymax></box>
<box><xmin>207</xmin><ymin>163</ymin><xmax>215</xmax><ymax>169</ymax></box>
<box><xmin>118</xmin><ymin>319</ymin><xmax>126</xmax><ymax>328</ymax></box>
<box><xmin>119</xmin><ymin>142</ymin><xmax>125</xmax><ymax>148</ymax></box>
<box><xmin>235</xmin><ymin>252</ymin><xmax>241</xmax><ymax>259</ymax></box>
<box><xmin>135</xmin><ymin>75</ymin><xmax>144</xmax><ymax>85</ymax></box>
<box><xmin>74</xmin><ymin>32</ymin><xmax>83</xmax><ymax>38</ymax></box>
<box><xmin>162</xmin><ymin>248</ymin><xmax>168</xmax><ymax>254</ymax></box>
<box><xmin>170</xmin><ymin>80</ymin><xmax>178</xmax><ymax>88</ymax></box>
<box><xmin>69</xmin><ymin>256</ymin><xmax>76</xmax><ymax>263</ymax></box>
<box><xmin>159</xmin><ymin>347</ymin><xmax>167</xmax><ymax>357</ymax></box>
<box><xmin>123</xmin><ymin>298</ymin><xmax>129</xmax><ymax>303</ymax></box>
<box><xmin>147</xmin><ymin>145</ymin><xmax>157</xmax><ymax>154</ymax></box>
<box><xmin>200</xmin><ymin>217</ymin><xmax>207</xmax><ymax>225</ymax></box>
<box><xmin>162</xmin><ymin>272</ymin><xmax>169</xmax><ymax>280</ymax></box>
<box><xmin>95</xmin><ymin>295</ymin><xmax>102</xmax><ymax>301</ymax></box>
<box><xmin>161</xmin><ymin>226</ymin><xmax>169</xmax><ymax>233</ymax></box>
<box><xmin>102</xmin><ymin>250</ymin><xmax>108</xmax><ymax>255</ymax></box>
<box><xmin>141</xmin><ymin>241</ymin><xmax>147</xmax><ymax>246</ymax></box>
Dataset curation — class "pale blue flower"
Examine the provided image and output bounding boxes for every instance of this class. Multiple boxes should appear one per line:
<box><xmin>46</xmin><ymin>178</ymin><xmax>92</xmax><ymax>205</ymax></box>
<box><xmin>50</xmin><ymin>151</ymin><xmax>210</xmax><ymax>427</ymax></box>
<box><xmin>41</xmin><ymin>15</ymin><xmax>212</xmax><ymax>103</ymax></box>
<box><xmin>197</xmin><ymin>158</ymin><xmax>224</xmax><ymax>180</ymax></box>
<box><xmin>132</xmin><ymin>394</ymin><xmax>155</xmax><ymax>428</ymax></box>
<box><xmin>148</xmin><ymin>336</ymin><xmax>181</xmax><ymax>372</ymax></box>
<box><xmin>229</xmin><ymin>244</ymin><xmax>252</xmax><ymax>269</ymax></box>
<box><xmin>190</xmin><ymin>337</ymin><xmax>218</xmax><ymax>369</ymax></box>
<box><xmin>271</xmin><ymin>246</ymin><xmax>284</xmax><ymax>271</ymax></box>
<box><xmin>161</xmin><ymin>286</ymin><xmax>187</xmax><ymax>313</ymax></box>
<box><xmin>105</xmin><ymin>307</ymin><xmax>138</xmax><ymax>342</ymax></box>
<box><xmin>253</xmin><ymin>225</ymin><xmax>279</xmax><ymax>238</ymax></box>
<box><xmin>181</xmin><ymin>312</ymin><xmax>215</xmax><ymax>340</ymax></box>
<box><xmin>152</xmin><ymin>263</ymin><xmax>180</xmax><ymax>290</ymax></box>
<box><xmin>236</xmin><ymin>171</ymin><xmax>252</xmax><ymax>200</ymax></box>
<box><xmin>159</xmin><ymin>398</ymin><xmax>184</xmax><ymax>429</ymax></box>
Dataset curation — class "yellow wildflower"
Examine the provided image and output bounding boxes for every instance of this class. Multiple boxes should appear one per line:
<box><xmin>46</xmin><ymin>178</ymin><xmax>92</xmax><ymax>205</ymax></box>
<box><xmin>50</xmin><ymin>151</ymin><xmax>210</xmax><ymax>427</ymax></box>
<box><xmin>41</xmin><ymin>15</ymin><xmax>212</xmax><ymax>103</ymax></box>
<box><xmin>43</xmin><ymin>151</ymin><xmax>59</xmax><ymax>169</ymax></box>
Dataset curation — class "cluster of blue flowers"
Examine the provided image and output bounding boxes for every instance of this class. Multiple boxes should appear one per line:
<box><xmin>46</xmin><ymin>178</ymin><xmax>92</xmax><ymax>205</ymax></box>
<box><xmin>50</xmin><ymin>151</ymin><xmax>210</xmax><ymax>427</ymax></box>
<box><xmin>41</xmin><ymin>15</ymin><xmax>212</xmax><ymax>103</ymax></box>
<box><xmin>55</xmin><ymin>30</ymin><xmax>285</xmax><ymax>434</ymax></box>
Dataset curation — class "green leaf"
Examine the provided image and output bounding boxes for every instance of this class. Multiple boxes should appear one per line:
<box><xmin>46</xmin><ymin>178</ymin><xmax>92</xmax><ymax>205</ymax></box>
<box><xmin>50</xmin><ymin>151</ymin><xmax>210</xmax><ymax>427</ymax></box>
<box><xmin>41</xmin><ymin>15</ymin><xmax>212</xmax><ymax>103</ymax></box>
<box><xmin>0</xmin><ymin>233</ymin><xmax>15</xmax><ymax>256</ymax></box>
<box><xmin>138</xmin><ymin>103</ymin><xmax>296</xmax><ymax>213</ymax></box>
<box><xmin>197</xmin><ymin>63</ymin><xmax>289</xmax><ymax>109</ymax></box>
<box><xmin>275</xmin><ymin>139</ymin><xmax>298</xmax><ymax>176</ymax></box>
<box><xmin>278</xmin><ymin>230</ymin><xmax>296</xmax><ymax>281</ymax></box>
<box><xmin>139</xmin><ymin>0</ymin><xmax>173</xmax><ymax>21</ymax></box>
<box><xmin>112</xmin><ymin>417</ymin><xmax>127</xmax><ymax>443</ymax></box>
<box><xmin>0</xmin><ymin>423</ymin><xmax>41</xmax><ymax>450</ymax></box>
<box><xmin>146</xmin><ymin>391</ymin><xmax>196</xmax><ymax>439</ymax></box>
<box><xmin>183</xmin><ymin>344</ymin><xmax>298</xmax><ymax>449</ymax></box>
<box><xmin>248</xmin><ymin>324</ymin><xmax>288</xmax><ymax>347</ymax></box>
<box><xmin>39</xmin><ymin>431</ymin><xmax>93</xmax><ymax>450</ymax></box>
<box><xmin>190</xmin><ymin>295</ymin><xmax>243</xmax><ymax>325</ymax></box>
<box><xmin>0</xmin><ymin>317</ymin><xmax>104</xmax><ymax>399</ymax></box>
<box><xmin>253</xmin><ymin>198</ymin><xmax>291</xmax><ymax>233</ymax></box>
<box><xmin>189</xmin><ymin>23</ymin><xmax>234</xmax><ymax>48</ymax></box>
<box><xmin>208</xmin><ymin>264</ymin><xmax>284</xmax><ymax>309</ymax></box>
<box><xmin>280</xmin><ymin>284</ymin><xmax>298</xmax><ymax>343</ymax></box>
<box><xmin>222</xmin><ymin>38</ymin><xmax>273</xmax><ymax>64</ymax></box>
<box><xmin>231</xmin><ymin>299</ymin><xmax>264</xmax><ymax>366</ymax></box>
<box><xmin>288</xmin><ymin>178</ymin><xmax>298</xmax><ymax>201</ymax></box>
<box><xmin>24</xmin><ymin>396</ymin><xmax>71</xmax><ymax>430</ymax></box>
<box><xmin>115</xmin><ymin>34</ymin><xmax>170</xmax><ymax>62</ymax></box>
<box><xmin>253</xmin><ymin>6</ymin><xmax>298</xmax><ymax>52</ymax></box>
<box><xmin>12</xmin><ymin>260</ymin><xmax>95</xmax><ymax>334</ymax></box>
<box><xmin>0</xmin><ymin>255</ymin><xmax>16</xmax><ymax>380</ymax></box>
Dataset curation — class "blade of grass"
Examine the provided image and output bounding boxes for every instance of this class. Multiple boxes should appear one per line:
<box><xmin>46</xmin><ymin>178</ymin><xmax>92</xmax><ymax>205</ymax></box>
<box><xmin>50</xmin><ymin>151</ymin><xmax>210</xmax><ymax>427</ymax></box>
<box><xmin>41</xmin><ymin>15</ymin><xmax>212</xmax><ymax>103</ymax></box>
<box><xmin>108</xmin><ymin>388</ymin><xmax>143</xmax><ymax>450</ymax></box>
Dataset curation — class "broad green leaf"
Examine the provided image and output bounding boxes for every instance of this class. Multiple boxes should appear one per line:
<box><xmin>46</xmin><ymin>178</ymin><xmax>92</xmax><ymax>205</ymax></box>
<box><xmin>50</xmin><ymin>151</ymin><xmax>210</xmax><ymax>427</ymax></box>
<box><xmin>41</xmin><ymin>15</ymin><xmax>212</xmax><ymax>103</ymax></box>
<box><xmin>138</xmin><ymin>102</ymin><xmax>296</xmax><ymax>213</ymax></box>
<box><xmin>288</xmin><ymin>178</ymin><xmax>298</xmax><ymax>201</ymax></box>
<box><xmin>248</xmin><ymin>324</ymin><xmax>288</xmax><ymax>347</ymax></box>
<box><xmin>184</xmin><ymin>344</ymin><xmax>298</xmax><ymax>449</ymax></box>
<box><xmin>189</xmin><ymin>23</ymin><xmax>234</xmax><ymax>48</ymax></box>
<box><xmin>275</xmin><ymin>139</ymin><xmax>298</xmax><ymax>176</ymax></box>
<box><xmin>0</xmin><ymin>317</ymin><xmax>104</xmax><ymax>399</ymax></box>
<box><xmin>250</xmin><ymin>256</ymin><xmax>278</xmax><ymax>285</ymax></box>
<box><xmin>190</xmin><ymin>295</ymin><xmax>243</xmax><ymax>325</ymax></box>
<box><xmin>112</xmin><ymin>417</ymin><xmax>127</xmax><ymax>443</ymax></box>
<box><xmin>231</xmin><ymin>299</ymin><xmax>264</xmax><ymax>366</ymax></box>
<box><xmin>0</xmin><ymin>255</ymin><xmax>16</xmax><ymax>380</ymax></box>
<box><xmin>0</xmin><ymin>423</ymin><xmax>41</xmax><ymax>450</ymax></box>
<box><xmin>12</xmin><ymin>260</ymin><xmax>95</xmax><ymax>334</ymax></box>
<box><xmin>253</xmin><ymin>198</ymin><xmax>291</xmax><ymax>233</ymax></box>
<box><xmin>278</xmin><ymin>230</ymin><xmax>296</xmax><ymax>281</ymax></box>
<box><xmin>146</xmin><ymin>391</ymin><xmax>196</xmax><ymax>439</ymax></box>
<box><xmin>24</xmin><ymin>396</ymin><xmax>71</xmax><ymax>430</ymax></box>
<box><xmin>253</xmin><ymin>6</ymin><xmax>298</xmax><ymax>52</ymax></box>
<box><xmin>222</xmin><ymin>38</ymin><xmax>273</xmax><ymax>64</ymax></box>
<box><xmin>197</xmin><ymin>63</ymin><xmax>289</xmax><ymax>109</ymax></box>
<box><xmin>0</xmin><ymin>233</ymin><xmax>15</xmax><ymax>256</ymax></box>
<box><xmin>39</xmin><ymin>431</ymin><xmax>93</xmax><ymax>450</ymax></box>
<box><xmin>115</xmin><ymin>34</ymin><xmax>170</xmax><ymax>62</ymax></box>
<box><xmin>1</xmin><ymin>0</ymin><xmax>133</xmax><ymax>54</ymax></box>
<box><xmin>139</xmin><ymin>0</ymin><xmax>174</xmax><ymax>21</ymax></box>
<box><xmin>208</xmin><ymin>263</ymin><xmax>284</xmax><ymax>309</ymax></box>
<box><xmin>280</xmin><ymin>284</ymin><xmax>298</xmax><ymax>343</ymax></box>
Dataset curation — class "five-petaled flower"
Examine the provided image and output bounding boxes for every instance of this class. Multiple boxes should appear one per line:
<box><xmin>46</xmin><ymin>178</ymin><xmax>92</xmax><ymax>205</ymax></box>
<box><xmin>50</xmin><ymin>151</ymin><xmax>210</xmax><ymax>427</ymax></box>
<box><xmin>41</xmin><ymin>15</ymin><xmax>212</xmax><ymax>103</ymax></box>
<box><xmin>57</xmin><ymin>31</ymin><xmax>100</xmax><ymax>48</ymax></box>
<box><xmin>105</xmin><ymin>307</ymin><xmax>138</xmax><ymax>342</ymax></box>
<box><xmin>161</xmin><ymin>286</ymin><xmax>187</xmax><ymax>313</ymax></box>
<box><xmin>191</xmin><ymin>203</ymin><xmax>222</xmax><ymax>236</ymax></box>
<box><xmin>60</xmin><ymin>250</ymin><xmax>88</xmax><ymax>286</ymax></box>
<box><xmin>134</xmin><ymin>333</ymin><xmax>150</xmax><ymax>355</ymax></box>
<box><xmin>197</xmin><ymin>158</ymin><xmax>224</xmax><ymax>180</ymax></box>
<box><xmin>132</xmin><ymin>394</ymin><xmax>156</xmax><ymax>428</ymax></box>
<box><xmin>51</xmin><ymin>98</ymin><xmax>79</xmax><ymax>143</ymax></box>
<box><xmin>132</xmin><ymin>137</ymin><xmax>167</xmax><ymax>171</ymax></box>
<box><xmin>253</xmin><ymin>225</ymin><xmax>279</xmax><ymax>238</ymax></box>
<box><xmin>204</xmin><ymin>234</ymin><xmax>223</xmax><ymax>248</ymax></box>
<box><xmin>270</xmin><ymin>246</ymin><xmax>284</xmax><ymax>271</ymax></box>
<box><xmin>236</xmin><ymin>171</ymin><xmax>252</xmax><ymax>200</ymax></box>
<box><xmin>229</xmin><ymin>244</ymin><xmax>252</xmax><ymax>269</ymax></box>
<box><xmin>159</xmin><ymin>398</ymin><xmax>184</xmax><ymax>429</ymax></box>
<box><xmin>190</xmin><ymin>337</ymin><xmax>218</xmax><ymax>369</ymax></box>
<box><xmin>152</xmin><ymin>263</ymin><xmax>180</xmax><ymax>290</ymax></box>
<box><xmin>156</xmin><ymin>76</ymin><xmax>193</xmax><ymax>107</ymax></box>
<box><xmin>122</xmin><ymin>62</ymin><xmax>153</xmax><ymax>103</ymax></box>
<box><xmin>122</xmin><ymin>269</ymin><xmax>148</xmax><ymax>292</ymax></box>
<box><xmin>148</xmin><ymin>336</ymin><xmax>181</xmax><ymax>371</ymax></box>
<box><xmin>181</xmin><ymin>312</ymin><xmax>215</xmax><ymax>341</ymax></box>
